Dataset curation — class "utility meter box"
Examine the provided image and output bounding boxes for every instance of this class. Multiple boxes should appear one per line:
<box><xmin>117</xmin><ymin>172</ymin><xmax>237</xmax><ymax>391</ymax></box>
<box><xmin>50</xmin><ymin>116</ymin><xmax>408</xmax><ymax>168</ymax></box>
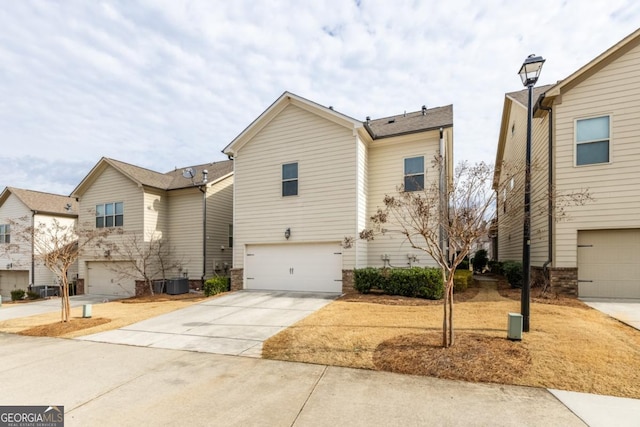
<box><xmin>507</xmin><ymin>313</ymin><xmax>523</xmax><ymax>341</ymax></box>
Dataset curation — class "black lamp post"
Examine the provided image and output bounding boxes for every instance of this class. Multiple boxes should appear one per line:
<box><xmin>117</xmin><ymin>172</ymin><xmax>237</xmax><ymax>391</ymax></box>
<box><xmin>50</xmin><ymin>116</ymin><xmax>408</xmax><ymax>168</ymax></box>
<box><xmin>518</xmin><ymin>54</ymin><xmax>545</xmax><ymax>333</ymax></box>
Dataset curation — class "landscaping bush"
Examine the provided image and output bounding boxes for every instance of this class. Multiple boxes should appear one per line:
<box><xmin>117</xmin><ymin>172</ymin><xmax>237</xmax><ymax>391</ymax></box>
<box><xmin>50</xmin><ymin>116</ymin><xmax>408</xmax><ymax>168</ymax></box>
<box><xmin>203</xmin><ymin>277</ymin><xmax>229</xmax><ymax>297</ymax></box>
<box><xmin>26</xmin><ymin>291</ymin><xmax>41</xmax><ymax>300</ymax></box>
<box><xmin>458</xmin><ymin>258</ymin><xmax>470</xmax><ymax>270</ymax></box>
<box><xmin>453</xmin><ymin>269</ymin><xmax>474</xmax><ymax>292</ymax></box>
<box><xmin>353</xmin><ymin>267</ymin><xmax>443</xmax><ymax>299</ymax></box>
<box><xmin>384</xmin><ymin>267</ymin><xmax>443</xmax><ymax>300</ymax></box>
<box><xmin>10</xmin><ymin>289</ymin><xmax>26</xmax><ymax>301</ymax></box>
<box><xmin>353</xmin><ymin>267</ymin><xmax>387</xmax><ymax>294</ymax></box>
<box><xmin>487</xmin><ymin>260</ymin><xmax>504</xmax><ymax>275</ymax></box>
<box><xmin>472</xmin><ymin>249</ymin><xmax>489</xmax><ymax>273</ymax></box>
<box><xmin>502</xmin><ymin>261</ymin><xmax>524</xmax><ymax>288</ymax></box>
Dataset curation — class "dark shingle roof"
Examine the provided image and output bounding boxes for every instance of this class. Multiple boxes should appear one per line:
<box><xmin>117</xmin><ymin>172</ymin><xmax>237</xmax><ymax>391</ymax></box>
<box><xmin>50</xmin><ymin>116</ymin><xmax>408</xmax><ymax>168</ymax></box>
<box><xmin>506</xmin><ymin>84</ymin><xmax>554</xmax><ymax>107</ymax></box>
<box><xmin>164</xmin><ymin>160</ymin><xmax>234</xmax><ymax>190</ymax></box>
<box><xmin>365</xmin><ymin>104</ymin><xmax>453</xmax><ymax>139</ymax></box>
<box><xmin>5</xmin><ymin>187</ymin><xmax>77</xmax><ymax>216</ymax></box>
<box><xmin>104</xmin><ymin>158</ymin><xmax>233</xmax><ymax>191</ymax></box>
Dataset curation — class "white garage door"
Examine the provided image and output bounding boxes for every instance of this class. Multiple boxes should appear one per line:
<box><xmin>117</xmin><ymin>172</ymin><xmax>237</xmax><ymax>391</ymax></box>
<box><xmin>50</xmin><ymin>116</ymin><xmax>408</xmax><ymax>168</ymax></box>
<box><xmin>245</xmin><ymin>243</ymin><xmax>342</xmax><ymax>292</ymax></box>
<box><xmin>577</xmin><ymin>229</ymin><xmax>640</xmax><ymax>299</ymax></box>
<box><xmin>86</xmin><ymin>261</ymin><xmax>136</xmax><ymax>297</ymax></box>
<box><xmin>0</xmin><ymin>270</ymin><xmax>29</xmax><ymax>299</ymax></box>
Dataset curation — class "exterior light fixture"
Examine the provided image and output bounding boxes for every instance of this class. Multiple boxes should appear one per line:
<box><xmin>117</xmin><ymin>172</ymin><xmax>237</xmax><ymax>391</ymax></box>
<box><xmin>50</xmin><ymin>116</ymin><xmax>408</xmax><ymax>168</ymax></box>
<box><xmin>518</xmin><ymin>54</ymin><xmax>545</xmax><ymax>333</ymax></box>
<box><xmin>284</xmin><ymin>228</ymin><xmax>291</xmax><ymax>240</ymax></box>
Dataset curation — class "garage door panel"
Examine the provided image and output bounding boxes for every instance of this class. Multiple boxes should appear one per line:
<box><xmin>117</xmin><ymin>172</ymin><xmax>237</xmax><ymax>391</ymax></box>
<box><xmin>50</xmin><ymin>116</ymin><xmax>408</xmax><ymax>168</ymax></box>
<box><xmin>245</xmin><ymin>243</ymin><xmax>342</xmax><ymax>293</ymax></box>
<box><xmin>87</xmin><ymin>262</ymin><xmax>136</xmax><ymax>297</ymax></box>
<box><xmin>577</xmin><ymin>229</ymin><xmax>640</xmax><ymax>299</ymax></box>
<box><xmin>0</xmin><ymin>271</ymin><xmax>29</xmax><ymax>298</ymax></box>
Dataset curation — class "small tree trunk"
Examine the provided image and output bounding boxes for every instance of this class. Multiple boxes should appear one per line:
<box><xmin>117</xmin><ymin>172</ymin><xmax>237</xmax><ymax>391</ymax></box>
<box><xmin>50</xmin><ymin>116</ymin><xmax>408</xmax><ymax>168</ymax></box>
<box><xmin>448</xmin><ymin>283</ymin><xmax>454</xmax><ymax>346</ymax></box>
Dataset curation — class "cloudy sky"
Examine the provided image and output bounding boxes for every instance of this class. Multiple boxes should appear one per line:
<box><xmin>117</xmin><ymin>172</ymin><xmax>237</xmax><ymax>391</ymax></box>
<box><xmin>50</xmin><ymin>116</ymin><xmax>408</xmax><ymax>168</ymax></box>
<box><xmin>1</xmin><ymin>1</ymin><xmax>639</xmax><ymax>195</ymax></box>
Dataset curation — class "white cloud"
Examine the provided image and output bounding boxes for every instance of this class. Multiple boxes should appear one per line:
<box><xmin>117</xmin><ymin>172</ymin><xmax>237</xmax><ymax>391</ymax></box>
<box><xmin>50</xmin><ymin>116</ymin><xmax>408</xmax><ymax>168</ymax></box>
<box><xmin>0</xmin><ymin>0</ymin><xmax>638</xmax><ymax>194</ymax></box>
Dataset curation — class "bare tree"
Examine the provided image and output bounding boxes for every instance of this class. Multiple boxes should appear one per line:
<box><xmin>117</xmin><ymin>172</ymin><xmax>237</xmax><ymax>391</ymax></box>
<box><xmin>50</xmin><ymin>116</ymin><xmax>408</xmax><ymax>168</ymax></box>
<box><xmin>106</xmin><ymin>231</ymin><xmax>184</xmax><ymax>295</ymax></box>
<box><xmin>355</xmin><ymin>160</ymin><xmax>495</xmax><ymax>347</ymax></box>
<box><xmin>4</xmin><ymin>217</ymin><xmax>112</xmax><ymax>322</ymax></box>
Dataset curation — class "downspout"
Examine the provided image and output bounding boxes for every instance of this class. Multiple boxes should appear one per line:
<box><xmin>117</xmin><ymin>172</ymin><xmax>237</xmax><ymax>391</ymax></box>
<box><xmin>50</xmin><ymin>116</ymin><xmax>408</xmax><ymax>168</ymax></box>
<box><xmin>537</xmin><ymin>95</ymin><xmax>553</xmax><ymax>275</ymax></box>
<box><xmin>199</xmin><ymin>169</ymin><xmax>209</xmax><ymax>284</ymax></box>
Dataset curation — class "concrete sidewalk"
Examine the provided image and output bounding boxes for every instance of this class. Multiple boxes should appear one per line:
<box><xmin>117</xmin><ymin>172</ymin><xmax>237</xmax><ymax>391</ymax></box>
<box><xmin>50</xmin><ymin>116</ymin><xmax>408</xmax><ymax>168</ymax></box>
<box><xmin>0</xmin><ymin>295</ymin><xmax>109</xmax><ymax>321</ymax></box>
<box><xmin>0</xmin><ymin>333</ymin><xmax>587</xmax><ymax>427</ymax></box>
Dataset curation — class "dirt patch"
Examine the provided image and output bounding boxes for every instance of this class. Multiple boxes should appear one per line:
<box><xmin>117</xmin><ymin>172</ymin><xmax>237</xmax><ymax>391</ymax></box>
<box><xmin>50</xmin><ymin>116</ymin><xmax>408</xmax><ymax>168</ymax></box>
<box><xmin>373</xmin><ymin>331</ymin><xmax>530</xmax><ymax>384</ymax></box>
<box><xmin>19</xmin><ymin>317</ymin><xmax>111</xmax><ymax>337</ymax></box>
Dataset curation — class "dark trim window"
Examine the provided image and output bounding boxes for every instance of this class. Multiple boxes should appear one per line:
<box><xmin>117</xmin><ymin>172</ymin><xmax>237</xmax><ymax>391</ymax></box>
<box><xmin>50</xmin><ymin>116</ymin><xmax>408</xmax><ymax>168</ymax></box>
<box><xmin>96</xmin><ymin>202</ymin><xmax>124</xmax><ymax>228</ymax></box>
<box><xmin>576</xmin><ymin>116</ymin><xmax>610</xmax><ymax>166</ymax></box>
<box><xmin>228</xmin><ymin>224</ymin><xmax>233</xmax><ymax>248</ymax></box>
<box><xmin>282</xmin><ymin>162</ymin><xmax>298</xmax><ymax>197</ymax></box>
<box><xmin>404</xmin><ymin>156</ymin><xmax>425</xmax><ymax>191</ymax></box>
<box><xmin>0</xmin><ymin>224</ymin><xmax>9</xmax><ymax>243</ymax></box>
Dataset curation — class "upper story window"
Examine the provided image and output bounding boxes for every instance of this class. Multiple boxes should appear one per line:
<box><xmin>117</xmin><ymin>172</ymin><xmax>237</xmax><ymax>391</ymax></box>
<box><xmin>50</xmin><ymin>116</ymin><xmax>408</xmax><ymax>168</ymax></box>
<box><xmin>576</xmin><ymin>116</ymin><xmax>610</xmax><ymax>166</ymax></box>
<box><xmin>96</xmin><ymin>202</ymin><xmax>124</xmax><ymax>228</ymax></box>
<box><xmin>0</xmin><ymin>224</ymin><xmax>9</xmax><ymax>243</ymax></box>
<box><xmin>282</xmin><ymin>162</ymin><xmax>298</xmax><ymax>197</ymax></box>
<box><xmin>404</xmin><ymin>156</ymin><xmax>425</xmax><ymax>192</ymax></box>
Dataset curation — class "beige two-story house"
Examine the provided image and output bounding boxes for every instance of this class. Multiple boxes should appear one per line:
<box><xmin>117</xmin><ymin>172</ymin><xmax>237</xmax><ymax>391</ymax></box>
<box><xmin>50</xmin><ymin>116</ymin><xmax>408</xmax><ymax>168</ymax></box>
<box><xmin>71</xmin><ymin>157</ymin><xmax>233</xmax><ymax>297</ymax></box>
<box><xmin>494</xmin><ymin>28</ymin><xmax>640</xmax><ymax>299</ymax></box>
<box><xmin>223</xmin><ymin>92</ymin><xmax>453</xmax><ymax>293</ymax></box>
<box><xmin>0</xmin><ymin>187</ymin><xmax>78</xmax><ymax>299</ymax></box>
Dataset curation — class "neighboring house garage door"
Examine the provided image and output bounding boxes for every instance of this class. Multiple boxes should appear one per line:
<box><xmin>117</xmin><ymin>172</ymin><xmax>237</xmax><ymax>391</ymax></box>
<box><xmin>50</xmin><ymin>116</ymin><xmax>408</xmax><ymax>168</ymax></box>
<box><xmin>245</xmin><ymin>243</ymin><xmax>342</xmax><ymax>293</ymax></box>
<box><xmin>577</xmin><ymin>229</ymin><xmax>640</xmax><ymax>299</ymax></box>
<box><xmin>86</xmin><ymin>261</ymin><xmax>136</xmax><ymax>297</ymax></box>
<box><xmin>0</xmin><ymin>270</ymin><xmax>29</xmax><ymax>299</ymax></box>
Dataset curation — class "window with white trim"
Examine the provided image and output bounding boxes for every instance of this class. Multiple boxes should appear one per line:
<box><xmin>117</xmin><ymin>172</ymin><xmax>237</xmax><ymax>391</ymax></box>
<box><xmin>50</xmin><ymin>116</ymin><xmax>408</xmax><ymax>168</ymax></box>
<box><xmin>404</xmin><ymin>156</ymin><xmax>425</xmax><ymax>192</ymax></box>
<box><xmin>282</xmin><ymin>163</ymin><xmax>298</xmax><ymax>197</ymax></box>
<box><xmin>0</xmin><ymin>224</ymin><xmax>9</xmax><ymax>243</ymax></box>
<box><xmin>96</xmin><ymin>202</ymin><xmax>124</xmax><ymax>228</ymax></box>
<box><xmin>576</xmin><ymin>115</ymin><xmax>610</xmax><ymax>166</ymax></box>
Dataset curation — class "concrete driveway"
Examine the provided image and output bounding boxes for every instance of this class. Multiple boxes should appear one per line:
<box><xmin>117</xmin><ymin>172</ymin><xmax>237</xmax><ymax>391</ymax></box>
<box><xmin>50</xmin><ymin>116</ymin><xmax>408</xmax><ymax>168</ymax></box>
<box><xmin>78</xmin><ymin>290</ymin><xmax>337</xmax><ymax>356</ymax></box>
<box><xmin>582</xmin><ymin>299</ymin><xmax>640</xmax><ymax>330</ymax></box>
<box><xmin>0</xmin><ymin>294</ymin><xmax>110</xmax><ymax>322</ymax></box>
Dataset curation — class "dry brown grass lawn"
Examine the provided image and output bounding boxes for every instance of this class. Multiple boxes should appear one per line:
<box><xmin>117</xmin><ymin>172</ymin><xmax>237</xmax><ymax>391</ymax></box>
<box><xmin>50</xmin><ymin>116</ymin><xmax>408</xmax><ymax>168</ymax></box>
<box><xmin>0</xmin><ymin>293</ymin><xmax>211</xmax><ymax>338</ymax></box>
<box><xmin>263</xmin><ymin>282</ymin><xmax>640</xmax><ymax>399</ymax></box>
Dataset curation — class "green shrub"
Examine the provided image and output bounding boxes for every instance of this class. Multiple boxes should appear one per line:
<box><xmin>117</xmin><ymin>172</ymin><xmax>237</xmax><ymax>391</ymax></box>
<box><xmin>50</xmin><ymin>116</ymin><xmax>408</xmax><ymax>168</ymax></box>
<box><xmin>459</xmin><ymin>258</ymin><xmax>470</xmax><ymax>270</ymax></box>
<box><xmin>472</xmin><ymin>249</ymin><xmax>489</xmax><ymax>272</ymax></box>
<box><xmin>453</xmin><ymin>269</ymin><xmax>474</xmax><ymax>292</ymax></box>
<box><xmin>353</xmin><ymin>267</ymin><xmax>387</xmax><ymax>294</ymax></box>
<box><xmin>353</xmin><ymin>267</ymin><xmax>443</xmax><ymax>300</ymax></box>
<box><xmin>26</xmin><ymin>291</ymin><xmax>41</xmax><ymax>300</ymax></box>
<box><xmin>487</xmin><ymin>260</ymin><xmax>504</xmax><ymax>275</ymax></box>
<box><xmin>383</xmin><ymin>267</ymin><xmax>443</xmax><ymax>300</ymax></box>
<box><xmin>502</xmin><ymin>261</ymin><xmax>523</xmax><ymax>288</ymax></box>
<box><xmin>11</xmin><ymin>289</ymin><xmax>26</xmax><ymax>301</ymax></box>
<box><xmin>203</xmin><ymin>277</ymin><xmax>229</xmax><ymax>297</ymax></box>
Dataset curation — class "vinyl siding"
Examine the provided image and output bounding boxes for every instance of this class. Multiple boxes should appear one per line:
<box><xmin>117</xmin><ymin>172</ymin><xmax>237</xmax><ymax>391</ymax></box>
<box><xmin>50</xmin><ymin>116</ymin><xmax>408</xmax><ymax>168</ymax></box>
<box><xmin>143</xmin><ymin>188</ymin><xmax>168</xmax><ymax>238</ymax></box>
<box><xmin>0</xmin><ymin>194</ymin><xmax>31</xmax><ymax>276</ymax></box>
<box><xmin>366</xmin><ymin>130</ymin><xmax>443</xmax><ymax>268</ymax></box>
<box><xmin>32</xmin><ymin>214</ymin><xmax>77</xmax><ymax>286</ymax></box>
<box><xmin>554</xmin><ymin>42</ymin><xmax>640</xmax><ymax>267</ymax></box>
<box><xmin>167</xmin><ymin>188</ymin><xmax>203</xmax><ymax>280</ymax></box>
<box><xmin>233</xmin><ymin>104</ymin><xmax>357</xmax><ymax>269</ymax></box>
<box><xmin>77</xmin><ymin>165</ymin><xmax>144</xmax><ymax>280</ymax></box>
<box><xmin>355</xmin><ymin>137</ymin><xmax>368</xmax><ymax>268</ymax></box>
<box><xmin>206</xmin><ymin>175</ymin><xmax>233</xmax><ymax>277</ymax></box>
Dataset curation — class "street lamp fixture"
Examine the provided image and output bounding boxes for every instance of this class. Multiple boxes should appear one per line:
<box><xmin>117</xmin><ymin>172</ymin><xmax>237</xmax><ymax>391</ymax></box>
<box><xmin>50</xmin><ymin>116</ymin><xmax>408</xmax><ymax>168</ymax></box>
<box><xmin>518</xmin><ymin>54</ymin><xmax>544</xmax><ymax>333</ymax></box>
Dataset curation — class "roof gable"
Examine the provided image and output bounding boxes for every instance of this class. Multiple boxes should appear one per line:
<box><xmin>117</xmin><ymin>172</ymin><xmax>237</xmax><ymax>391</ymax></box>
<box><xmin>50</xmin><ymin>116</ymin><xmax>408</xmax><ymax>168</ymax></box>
<box><xmin>0</xmin><ymin>187</ymin><xmax>77</xmax><ymax>216</ymax></box>
<box><xmin>223</xmin><ymin>91</ymin><xmax>363</xmax><ymax>156</ymax></box>
<box><xmin>72</xmin><ymin>157</ymin><xmax>234</xmax><ymax>197</ymax></box>
<box><xmin>543</xmin><ymin>28</ymin><xmax>640</xmax><ymax>102</ymax></box>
